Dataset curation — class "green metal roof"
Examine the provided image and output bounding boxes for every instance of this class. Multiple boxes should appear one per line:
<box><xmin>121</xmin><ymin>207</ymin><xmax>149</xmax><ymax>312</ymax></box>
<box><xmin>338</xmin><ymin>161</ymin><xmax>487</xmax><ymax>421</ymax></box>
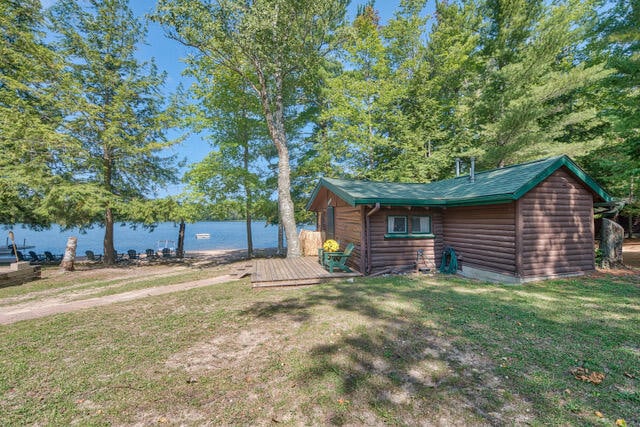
<box><xmin>307</xmin><ymin>155</ymin><xmax>612</xmax><ymax>209</ymax></box>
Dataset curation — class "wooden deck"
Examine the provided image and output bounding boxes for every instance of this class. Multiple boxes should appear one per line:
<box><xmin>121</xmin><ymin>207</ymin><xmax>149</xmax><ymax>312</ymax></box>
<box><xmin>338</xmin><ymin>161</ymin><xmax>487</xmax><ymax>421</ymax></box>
<box><xmin>251</xmin><ymin>256</ymin><xmax>361</xmax><ymax>288</ymax></box>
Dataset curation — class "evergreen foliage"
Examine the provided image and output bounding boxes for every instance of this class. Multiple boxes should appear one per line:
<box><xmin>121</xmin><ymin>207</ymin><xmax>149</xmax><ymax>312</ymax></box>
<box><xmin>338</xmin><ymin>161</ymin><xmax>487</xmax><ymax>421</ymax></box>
<box><xmin>0</xmin><ymin>0</ymin><xmax>62</xmax><ymax>226</ymax></box>
<box><xmin>3</xmin><ymin>0</ymin><xmax>639</xmax><ymax>237</ymax></box>
<box><xmin>48</xmin><ymin>0</ymin><xmax>179</xmax><ymax>264</ymax></box>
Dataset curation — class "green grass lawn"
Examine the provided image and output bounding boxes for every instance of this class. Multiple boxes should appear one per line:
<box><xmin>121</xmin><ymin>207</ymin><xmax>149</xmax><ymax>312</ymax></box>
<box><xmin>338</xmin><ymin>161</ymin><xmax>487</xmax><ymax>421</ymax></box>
<box><xmin>1</xmin><ymin>272</ymin><xmax>638</xmax><ymax>425</ymax></box>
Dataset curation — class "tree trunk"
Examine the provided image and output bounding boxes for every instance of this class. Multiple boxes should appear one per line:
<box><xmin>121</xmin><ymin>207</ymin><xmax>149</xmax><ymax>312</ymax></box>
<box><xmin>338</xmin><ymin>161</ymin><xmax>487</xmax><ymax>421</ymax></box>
<box><xmin>243</xmin><ymin>124</ymin><xmax>253</xmax><ymax>259</ymax></box>
<box><xmin>246</xmin><ymin>205</ymin><xmax>253</xmax><ymax>259</ymax></box>
<box><xmin>61</xmin><ymin>236</ymin><xmax>77</xmax><ymax>271</ymax></box>
<box><xmin>103</xmin><ymin>146</ymin><xmax>115</xmax><ymax>264</ymax></box>
<box><xmin>276</xmin><ymin>146</ymin><xmax>300</xmax><ymax>257</ymax></box>
<box><xmin>277</xmin><ymin>222</ymin><xmax>284</xmax><ymax>255</ymax></box>
<box><xmin>254</xmin><ymin>67</ymin><xmax>300</xmax><ymax>258</ymax></box>
<box><xmin>103</xmin><ymin>206</ymin><xmax>116</xmax><ymax>264</ymax></box>
<box><xmin>177</xmin><ymin>219</ymin><xmax>185</xmax><ymax>258</ymax></box>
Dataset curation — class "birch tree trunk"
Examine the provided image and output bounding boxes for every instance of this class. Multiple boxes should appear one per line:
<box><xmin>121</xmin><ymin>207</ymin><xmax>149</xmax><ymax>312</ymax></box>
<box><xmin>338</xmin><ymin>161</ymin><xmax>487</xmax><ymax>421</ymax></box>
<box><xmin>257</xmin><ymin>71</ymin><xmax>301</xmax><ymax>258</ymax></box>
<box><xmin>61</xmin><ymin>236</ymin><xmax>77</xmax><ymax>271</ymax></box>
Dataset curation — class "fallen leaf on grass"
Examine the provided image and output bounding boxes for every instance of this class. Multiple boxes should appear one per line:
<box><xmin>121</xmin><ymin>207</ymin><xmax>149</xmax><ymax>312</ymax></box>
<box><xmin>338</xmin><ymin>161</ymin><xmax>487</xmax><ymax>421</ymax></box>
<box><xmin>616</xmin><ymin>419</ymin><xmax>627</xmax><ymax>427</ymax></box>
<box><xmin>623</xmin><ymin>372</ymin><xmax>635</xmax><ymax>379</ymax></box>
<box><xmin>595</xmin><ymin>411</ymin><xmax>603</xmax><ymax>418</ymax></box>
<box><xmin>570</xmin><ymin>367</ymin><xmax>605</xmax><ymax>384</ymax></box>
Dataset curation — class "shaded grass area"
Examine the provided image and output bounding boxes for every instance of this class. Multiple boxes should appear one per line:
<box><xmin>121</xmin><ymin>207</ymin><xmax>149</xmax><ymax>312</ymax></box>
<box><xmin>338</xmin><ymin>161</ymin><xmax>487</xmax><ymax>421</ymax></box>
<box><xmin>0</xmin><ymin>272</ymin><xmax>638</xmax><ymax>425</ymax></box>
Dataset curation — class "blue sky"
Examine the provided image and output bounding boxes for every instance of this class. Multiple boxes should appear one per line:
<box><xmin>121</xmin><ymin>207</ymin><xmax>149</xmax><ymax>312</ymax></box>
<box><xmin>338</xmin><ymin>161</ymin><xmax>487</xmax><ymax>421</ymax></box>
<box><xmin>43</xmin><ymin>0</ymin><xmax>420</xmax><ymax>194</ymax></box>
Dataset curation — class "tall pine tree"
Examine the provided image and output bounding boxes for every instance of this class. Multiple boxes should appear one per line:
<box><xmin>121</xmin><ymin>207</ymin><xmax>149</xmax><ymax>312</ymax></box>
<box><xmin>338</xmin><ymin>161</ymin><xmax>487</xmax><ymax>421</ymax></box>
<box><xmin>49</xmin><ymin>0</ymin><xmax>179</xmax><ymax>264</ymax></box>
<box><xmin>581</xmin><ymin>0</ymin><xmax>640</xmax><ymax>222</ymax></box>
<box><xmin>469</xmin><ymin>0</ymin><xmax>611</xmax><ymax>168</ymax></box>
<box><xmin>405</xmin><ymin>0</ymin><xmax>481</xmax><ymax>181</ymax></box>
<box><xmin>0</xmin><ymin>0</ymin><xmax>63</xmax><ymax>226</ymax></box>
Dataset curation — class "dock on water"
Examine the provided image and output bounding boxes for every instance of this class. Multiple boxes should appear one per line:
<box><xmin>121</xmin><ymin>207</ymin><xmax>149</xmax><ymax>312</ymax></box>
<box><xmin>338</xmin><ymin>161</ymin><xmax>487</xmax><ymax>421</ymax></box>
<box><xmin>251</xmin><ymin>256</ymin><xmax>361</xmax><ymax>288</ymax></box>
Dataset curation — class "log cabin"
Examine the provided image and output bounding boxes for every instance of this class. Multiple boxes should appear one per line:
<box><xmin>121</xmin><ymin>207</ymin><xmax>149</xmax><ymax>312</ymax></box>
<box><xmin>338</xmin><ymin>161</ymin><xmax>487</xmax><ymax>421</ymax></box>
<box><xmin>306</xmin><ymin>155</ymin><xmax>612</xmax><ymax>283</ymax></box>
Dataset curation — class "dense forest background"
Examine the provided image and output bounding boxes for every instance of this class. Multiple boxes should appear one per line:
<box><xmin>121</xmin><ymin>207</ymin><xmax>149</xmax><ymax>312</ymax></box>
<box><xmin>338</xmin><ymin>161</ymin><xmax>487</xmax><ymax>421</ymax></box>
<box><xmin>1</xmin><ymin>0</ymin><xmax>638</xmax><ymax>259</ymax></box>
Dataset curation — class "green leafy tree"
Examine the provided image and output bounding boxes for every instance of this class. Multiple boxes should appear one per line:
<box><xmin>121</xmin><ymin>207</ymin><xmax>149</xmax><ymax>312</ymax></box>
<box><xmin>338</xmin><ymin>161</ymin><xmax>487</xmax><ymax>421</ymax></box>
<box><xmin>581</xmin><ymin>0</ymin><xmax>640</xmax><ymax>224</ymax></box>
<box><xmin>182</xmin><ymin>66</ymin><xmax>271</xmax><ymax>257</ymax></box>
<box><xmin>319</xmin><ymin>1</ymin><xmax>430</xmax><ymax>182</ymax></box>
<box><xmin>404</xmin><ymin>0</ymin><xmax>481</xmax><ymax>181</ymax></box>
<box><xmin>320</xmin><ymin>3</ymin><xmax>393</xmax><ymax>179</ymax></box>
<box><xmin>0</xmin><ymin>0</ymin><xmax>63</xmax><ymax>226</ymax></box>
<box><xmin>153</xmin><ymin>0</ymin><xmax>347</xmax><ymax>258</ymax></box>
<box><xmin>48</xmin><ymin>0</ymin><xmax>179</xmax><ymax>264</ymax></box>
<box><xmin>468</xmin><ymin>0</ymin><xmax>611</xmax><ymax>168</ymax></box>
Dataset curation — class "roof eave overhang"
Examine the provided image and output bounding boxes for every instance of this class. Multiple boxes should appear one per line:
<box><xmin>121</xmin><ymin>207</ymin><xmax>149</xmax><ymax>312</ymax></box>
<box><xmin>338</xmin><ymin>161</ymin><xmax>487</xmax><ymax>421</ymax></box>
<box><xmin>512</xmin><ymin>156</ymin><xmax>612</xmax><ymax>203</ymax></box>
<box><xmin>351</xmin><ymin>198</ymin><xmax>446</xmax><ymax>207</ymax></box>
<box><xmin>306</xmin><ymin>178</ymin><xmax>358</xmax><ymax>210</ymax></box>
<box><xmin>350</xmin><ymin>194</ymin><xmax>518</xmax><ymax>207</ymax></box>
<box><xmin>306</xmin><ymin>155</ymin><xmax>613</xmax><ymax>212</ymax></box>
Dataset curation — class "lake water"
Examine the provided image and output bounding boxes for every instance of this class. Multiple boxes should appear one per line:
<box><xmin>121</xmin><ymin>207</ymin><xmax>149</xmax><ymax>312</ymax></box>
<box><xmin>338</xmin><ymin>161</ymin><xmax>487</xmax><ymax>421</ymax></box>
<box><xmin>3</xmin><ymin>221</ymin><xmax>311</xmax><ymax>256</ymax></box>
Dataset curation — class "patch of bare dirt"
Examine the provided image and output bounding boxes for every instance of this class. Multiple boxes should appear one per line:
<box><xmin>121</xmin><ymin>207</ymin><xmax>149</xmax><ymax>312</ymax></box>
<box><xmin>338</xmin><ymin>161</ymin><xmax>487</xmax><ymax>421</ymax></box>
<box><xmin>0</xmin><ymin>274</ymin><xmax>236</xmax><ymax>325</ymax></box>
<box><xmin>622</xmin><ymin>238</ymin><xmax>640</xmax><ymax>268</ymax></box>
<box><xmin>590</xmin><ymin>239</ymin><xmax>640</xmax><ymax>280</ymax></box>
<box><xmin>0</xmin><ymin>249</ymin><xmax>276</xmax><ymax>325</ymax></box>
<box><xmin>165</xmin><ymin>328</ymin><xmax>270</xmax><ymax>374</ymax></box>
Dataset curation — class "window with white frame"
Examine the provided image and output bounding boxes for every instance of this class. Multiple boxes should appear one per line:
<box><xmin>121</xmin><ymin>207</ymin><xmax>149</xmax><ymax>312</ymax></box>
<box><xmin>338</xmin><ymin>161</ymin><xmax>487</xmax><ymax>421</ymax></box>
<box><xmin>386</xmin><ymin>214</ymin><xmax>433</xmax><ymax>237</ymax></box>
<box><xmin>411</xmin><ymin>215</ymin><xmax>431</xmax><ymax>234</ymax></box>
<box><xmin>387</xmin><ymin>216</ymin><xmax>407</xmax><ymax>234</ymax></box>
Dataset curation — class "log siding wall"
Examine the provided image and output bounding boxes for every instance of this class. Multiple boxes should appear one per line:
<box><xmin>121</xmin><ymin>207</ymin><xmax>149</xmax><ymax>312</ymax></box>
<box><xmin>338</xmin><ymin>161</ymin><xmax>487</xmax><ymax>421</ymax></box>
<box><xmin>442</xmin><ymin>203</ymin><xmax>518</xmax><ymax>275</ymax></box>
<box><xmin>517</xmin><ymin>168</ymin><xmax>595</xmax><ymax>278</ymax></box>
<box><xmin>311</xmin><ymin>167</ymin><xmax>597</xmax><ymax>280</ymax></box>
<box><xmin>368</xmin><ymin>208</ymin><xmax>443</xmax><ymax>274</ymax></box>
<box><xmin>334</xmin><ymin>205</ymin><xmax>363</xmax><ymax>271</ymax></box>
<box><xmin>312</xmin><ymin>189</ymin><xmax>363</xmax><ymax>272</ymax></box>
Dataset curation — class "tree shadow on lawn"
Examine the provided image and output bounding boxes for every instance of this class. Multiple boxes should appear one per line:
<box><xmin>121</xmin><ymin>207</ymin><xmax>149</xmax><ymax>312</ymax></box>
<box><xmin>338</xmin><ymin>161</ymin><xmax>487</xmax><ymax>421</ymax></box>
<box><xmin>241</xmin><ymin>275</ymin><xmax>639</xmax><ymax>425</ymax></box>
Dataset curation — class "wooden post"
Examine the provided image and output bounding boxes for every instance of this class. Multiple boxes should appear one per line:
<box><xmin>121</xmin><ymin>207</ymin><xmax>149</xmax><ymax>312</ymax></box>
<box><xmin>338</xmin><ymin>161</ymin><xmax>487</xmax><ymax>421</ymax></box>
<box><xmin>8</xmin><ymin>231</ymin><xmax>18</xmax><ymax>263</ymax></box>
<box><xmin>60</xmin><ymin>237</ymin><xmax>77</xmax><ymax>271</ymax></box>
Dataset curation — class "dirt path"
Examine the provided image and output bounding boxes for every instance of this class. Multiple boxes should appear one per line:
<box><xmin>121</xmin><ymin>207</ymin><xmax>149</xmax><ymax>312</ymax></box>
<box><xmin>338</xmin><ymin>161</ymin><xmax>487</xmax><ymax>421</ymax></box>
<box><xmin>623</xmin><ymin>238</ymin><xmax>640</xmax><ymax>268</ymax></box>
<box><xmin>0</xmin><ymin>248</ymin><xmax>265</xmax><ymax>325</ymax></box>
<box><xmin>0</xmin><ymin>266</ymin><xmax>192</xmax><ymax>305</ymax></box>
<box><xmin>0</xmin><ymin>273</ymin><xmax>237</xmax><ymax>325</ymax></box>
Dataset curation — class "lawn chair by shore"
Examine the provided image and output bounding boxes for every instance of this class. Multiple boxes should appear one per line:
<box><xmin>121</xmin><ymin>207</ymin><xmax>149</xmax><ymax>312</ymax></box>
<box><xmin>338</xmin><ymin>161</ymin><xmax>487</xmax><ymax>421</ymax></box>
<box><xmin>85</xmin><ymin>250</ymin><xmax>102</xmax><ymax>262</ymax></box>
<box><xmin>127</xmin><ymin>249</ymin><xmax>139</xmax><ymax>260</ymax></box>
<box><xmin>44</xmin><ymin>251</ymin><xmax>62</xmax><ymax>264</ymax></box>
<box><xmin>145</xmin><ymin>248</ymin><xmax>158</xmax><ymax>260</ymax></box>
<box><xmin>113</xmin><ymin>251</ymin><xmax>125</xmax><ymax>263</ymax></box>
<box><xmin>28</xmin><ymin>251</ymin><xmax>44</xmax><ymax>264</ymax></box>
